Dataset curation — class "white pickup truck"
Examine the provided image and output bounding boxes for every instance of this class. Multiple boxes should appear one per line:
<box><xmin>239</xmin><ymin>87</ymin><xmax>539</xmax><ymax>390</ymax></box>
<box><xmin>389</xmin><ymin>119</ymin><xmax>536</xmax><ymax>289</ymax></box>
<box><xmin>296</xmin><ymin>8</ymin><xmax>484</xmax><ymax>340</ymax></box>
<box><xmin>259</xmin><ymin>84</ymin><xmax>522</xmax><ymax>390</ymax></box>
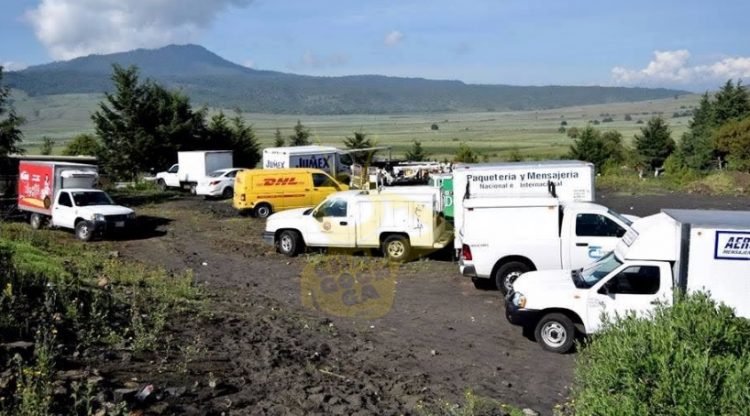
<box><xmin>156</xmin><ymin>150</ymin><xmax>233</xmax><ymax>191</ymax></box>
<box><xmin>506</xmin><ymin>209</ymin><xmax>750</xmax><ymax>353</ymax></box>
<box><xmin>459</xmin><ymin>196</ymin><xmax>636</xmax><ymax>294</ymax></box>
<box><xmin>17</xmin><ymin>161</ymin><xmax>135</xmax><ymax>241</ymax></box>
<box><xmin>263</xmin><ymin>190</ymin><xmax>453</xmax><ymax>261</ymax></box>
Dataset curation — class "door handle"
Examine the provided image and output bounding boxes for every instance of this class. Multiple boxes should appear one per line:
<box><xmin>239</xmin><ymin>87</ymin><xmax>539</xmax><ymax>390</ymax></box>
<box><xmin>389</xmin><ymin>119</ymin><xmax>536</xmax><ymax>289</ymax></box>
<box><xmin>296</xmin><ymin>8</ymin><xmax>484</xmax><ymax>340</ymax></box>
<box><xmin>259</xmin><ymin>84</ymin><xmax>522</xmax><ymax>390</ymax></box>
<box><xmin>339</xmin><ymin>221</ymin><xmax>348</xmax><ymax>226</ymax></box>
<box><xmin>576</xmin><ymin>242</ymin><xmax>589</xmax><ymax>247</ymax></box>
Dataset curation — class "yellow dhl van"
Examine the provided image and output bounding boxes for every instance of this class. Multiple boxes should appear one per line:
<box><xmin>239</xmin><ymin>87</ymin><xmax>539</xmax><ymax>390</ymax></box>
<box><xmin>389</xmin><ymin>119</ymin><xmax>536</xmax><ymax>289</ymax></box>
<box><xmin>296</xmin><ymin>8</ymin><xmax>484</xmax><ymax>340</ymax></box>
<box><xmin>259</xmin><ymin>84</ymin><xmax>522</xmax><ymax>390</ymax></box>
<box><xmin>234</xmin><ymin>168</ymin><xmax>348</xmax><ymax>218</ymax></box>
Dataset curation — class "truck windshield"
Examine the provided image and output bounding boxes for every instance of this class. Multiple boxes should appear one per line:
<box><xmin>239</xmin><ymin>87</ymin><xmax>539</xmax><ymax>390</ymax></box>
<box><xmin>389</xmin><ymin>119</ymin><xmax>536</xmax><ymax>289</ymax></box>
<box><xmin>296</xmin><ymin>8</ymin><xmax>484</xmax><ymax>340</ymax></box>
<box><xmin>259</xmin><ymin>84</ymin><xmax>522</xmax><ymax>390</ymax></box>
<box><xmin>575</xmin><ymin>251</ymin><xmax>623</xmax><ymax>288</ymax></box>
<box><xmin>72</xmin><ymin>191</ymin><xmax>114</xmax><ymax>207</ymax></box>
<box><xmin>607</xmin><ymin>209</ymin><xmax>633</xmax><ymax>227</ymax></box>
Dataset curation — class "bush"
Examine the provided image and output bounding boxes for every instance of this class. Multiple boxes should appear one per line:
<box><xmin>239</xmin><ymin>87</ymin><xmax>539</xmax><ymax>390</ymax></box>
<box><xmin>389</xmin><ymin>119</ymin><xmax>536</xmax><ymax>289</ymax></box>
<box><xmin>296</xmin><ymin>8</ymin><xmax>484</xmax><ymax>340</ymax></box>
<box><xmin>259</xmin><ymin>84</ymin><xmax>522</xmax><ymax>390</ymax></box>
<box><xmin>572</xmin><ymin>292</ymin><xmax>750</xmax><ymax>415</ymax></box>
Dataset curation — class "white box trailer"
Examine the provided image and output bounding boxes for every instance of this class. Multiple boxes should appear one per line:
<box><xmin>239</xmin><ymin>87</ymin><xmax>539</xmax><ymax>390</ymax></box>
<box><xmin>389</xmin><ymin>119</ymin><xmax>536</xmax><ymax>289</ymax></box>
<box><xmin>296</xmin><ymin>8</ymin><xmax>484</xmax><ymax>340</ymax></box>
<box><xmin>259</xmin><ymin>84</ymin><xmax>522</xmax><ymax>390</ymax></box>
<box><xmin>452</xmin><ymin>161</ymin><xmax>595</xmax><ymax>250</ymax></box>
<box><xmin>155</xmin><ymin>150</ymin><xmax>233</xmax><ymax>191</ymax></box>
<box><xmin>506</xmin><ymin>209</ymin><xmax>750</xmax><ymax>353</ymax></box>
<box><xmin>263</xmin><ymin>146</ymin><xmax>352</xmax><ymax>178</ymax></box>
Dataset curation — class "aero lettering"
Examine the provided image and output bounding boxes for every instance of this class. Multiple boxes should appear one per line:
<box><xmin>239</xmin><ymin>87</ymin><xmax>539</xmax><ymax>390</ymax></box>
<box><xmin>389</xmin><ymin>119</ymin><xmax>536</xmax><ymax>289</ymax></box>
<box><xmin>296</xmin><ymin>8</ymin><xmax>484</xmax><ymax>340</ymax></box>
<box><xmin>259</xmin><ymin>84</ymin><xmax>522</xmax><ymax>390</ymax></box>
<box><xmin>725</xmin><ymin>236</ymin><xmax>750</xmax><ymax>250</ymax></box>
<box><xmin>262</xmin><ymin>177</ymin><xmax>301</xmax><ymax>186</ymax></box>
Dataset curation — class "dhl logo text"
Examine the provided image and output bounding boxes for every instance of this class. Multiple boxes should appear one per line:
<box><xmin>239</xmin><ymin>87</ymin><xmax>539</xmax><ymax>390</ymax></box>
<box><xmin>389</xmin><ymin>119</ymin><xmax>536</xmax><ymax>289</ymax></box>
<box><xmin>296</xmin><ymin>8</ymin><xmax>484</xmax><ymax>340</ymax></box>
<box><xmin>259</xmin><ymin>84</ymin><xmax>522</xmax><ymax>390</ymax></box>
<box><xmin>262</xmin><ymin>177</ymin><xmax>301</xmax><ymax>186</ymax></box>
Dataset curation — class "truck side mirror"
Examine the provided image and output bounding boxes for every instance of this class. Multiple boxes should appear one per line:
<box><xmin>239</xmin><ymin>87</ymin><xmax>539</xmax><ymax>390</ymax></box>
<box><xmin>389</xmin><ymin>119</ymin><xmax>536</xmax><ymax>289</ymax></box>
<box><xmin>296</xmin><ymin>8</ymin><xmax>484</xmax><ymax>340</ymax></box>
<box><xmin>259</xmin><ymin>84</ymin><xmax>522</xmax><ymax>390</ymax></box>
<box><xmin>312</xmin><ymin>209</ymin><xmax>323</xmax><ymax>219</ymax></box>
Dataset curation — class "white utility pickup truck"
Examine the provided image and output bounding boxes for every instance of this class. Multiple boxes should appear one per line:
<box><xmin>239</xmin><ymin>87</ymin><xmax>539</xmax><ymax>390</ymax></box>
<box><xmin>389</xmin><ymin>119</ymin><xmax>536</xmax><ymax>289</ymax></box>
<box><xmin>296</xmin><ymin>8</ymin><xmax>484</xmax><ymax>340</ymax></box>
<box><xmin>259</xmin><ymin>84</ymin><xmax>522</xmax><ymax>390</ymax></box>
<box><xmin>263</xmin><ymin>190</ymin><xmax>453</xmax><ymax>261</ymax></box>
<box><xmin>459</xmin><ymin>196</ymin><xmax>636</xmax><ymax>294</ymax></box>
<box><xmin>506</xmin><ymin>209</ymin><xmax>750</xmax><ymax>353</ymax></box>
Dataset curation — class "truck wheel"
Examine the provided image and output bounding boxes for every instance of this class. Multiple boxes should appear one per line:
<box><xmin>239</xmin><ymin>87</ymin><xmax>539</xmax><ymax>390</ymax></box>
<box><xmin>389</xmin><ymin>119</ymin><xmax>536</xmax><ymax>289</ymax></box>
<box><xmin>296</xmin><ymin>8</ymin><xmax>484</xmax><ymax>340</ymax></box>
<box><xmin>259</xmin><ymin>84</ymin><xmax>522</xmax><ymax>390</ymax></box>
<box><xmin>157</xmin><ymin>179</ymin><xmax>167</xmax><ymax>192</ymax></box>
<box><xmin>495</xmin><ymin>261</ymin><xmax>530</xmax><ymax>295</ymax></box>
<box><xmin>255</xmin><ymin>203</ymin><xmax>272</xmax><ymax>219</ymax></box>
<box><xmin>277</xmin><ymin>230</ymin><xmax>302</xmax><ymax>257</ymax></box>
<box><xmin>222</xmin><ymin>187</ymin><xmax>234</xmax><ymax>199</ymax></box>
<box><xmin>29</xmin><ymin>213</ymin><xmax>45</xmax><ymax>230</ymax></box>
<box><xmin>75</xmin><ymin>220</ymin><xmax>94</xmax><ymax>242</ymax></box>
<box><xmin>382</xmin><ymin>235</ymin><xmax>411</xmax><ymax>262</ymax></box>
<box><xmin>535</xmin><ymin>313</ymin><xmax>575</xmax><ymax>354</ymax></box>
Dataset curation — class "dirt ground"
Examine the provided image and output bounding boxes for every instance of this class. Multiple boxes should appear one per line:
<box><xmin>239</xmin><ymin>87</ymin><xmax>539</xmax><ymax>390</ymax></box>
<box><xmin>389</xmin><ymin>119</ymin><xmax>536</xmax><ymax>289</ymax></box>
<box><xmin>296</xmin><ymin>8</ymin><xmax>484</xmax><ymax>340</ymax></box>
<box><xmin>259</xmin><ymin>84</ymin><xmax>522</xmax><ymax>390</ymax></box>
<box><xmin>97</xmin><ymin>190</ymin><xmax>749</xmax><ymax>415</ymax></box>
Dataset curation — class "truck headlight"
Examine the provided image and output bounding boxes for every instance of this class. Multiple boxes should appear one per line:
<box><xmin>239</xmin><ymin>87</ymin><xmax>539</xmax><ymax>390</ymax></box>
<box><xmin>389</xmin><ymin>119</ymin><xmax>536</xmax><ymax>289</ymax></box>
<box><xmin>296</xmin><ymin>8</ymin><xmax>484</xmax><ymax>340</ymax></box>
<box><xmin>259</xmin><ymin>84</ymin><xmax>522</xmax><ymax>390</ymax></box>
<box><xmin>511</xmin><ymin>292</ymin><xmax>526</xmax><ymax>308</ymax></box>
<box><xmin>94</xmin><ymin>214</ymin><xmax>105</xmax><ymax>222</ymax></box>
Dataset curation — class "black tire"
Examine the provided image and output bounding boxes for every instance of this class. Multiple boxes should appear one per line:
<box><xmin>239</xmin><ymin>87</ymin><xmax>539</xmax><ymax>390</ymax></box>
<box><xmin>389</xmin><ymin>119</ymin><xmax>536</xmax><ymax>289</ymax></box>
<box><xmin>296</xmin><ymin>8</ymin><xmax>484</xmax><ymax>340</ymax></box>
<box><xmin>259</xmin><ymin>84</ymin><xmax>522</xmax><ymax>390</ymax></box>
<box><xmin>494</xmin><ymin>261</ymin><xmax>531</xmax><ymax>296</ymax></box>
<box><xmin>534</xmin><ymin>313</ymin><xmax>576</xmax><ymax>354</ymax></box>
<box><xmin>382</xmin><ymin>235</ymin><xmax>411</xmax><ymax>262</ymax></box>
<box><xmin>277</xmin><ymin>230</ymin><xmax>302</xmax><ymax>257</ymax></box>
<box><xmin>29</xmin><ymin>213</ymin><xmax>45</xmax><ymax>230</ymax></box>
<box><xmin>255</xmin><ymin>203</ymin><xmax>272</xmax><ymax>219</ymax></box>
<box><xmin>75</xmin><ymin>220</ymin><xmax>94</xmax><ymax>242</ymax></box>
<box><xmin>157</xmin><ymin>179</ymin><xmax>167</xmax><ymax>192</ymax></box>
<box><xmin>222</xmin><ymin>187</ymin><xmax>234</xmax><ymax>199</ymax></box>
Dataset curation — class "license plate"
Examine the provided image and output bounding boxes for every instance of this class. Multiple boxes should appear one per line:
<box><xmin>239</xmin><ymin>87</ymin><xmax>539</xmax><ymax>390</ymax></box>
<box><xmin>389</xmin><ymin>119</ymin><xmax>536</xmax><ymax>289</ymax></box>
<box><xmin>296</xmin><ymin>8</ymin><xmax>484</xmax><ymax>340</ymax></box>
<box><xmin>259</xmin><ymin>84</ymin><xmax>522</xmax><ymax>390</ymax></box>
<box><xmin>115</xmin><ymin>221</ymin><xmax>125</xmax><ymax>227</ymax></box>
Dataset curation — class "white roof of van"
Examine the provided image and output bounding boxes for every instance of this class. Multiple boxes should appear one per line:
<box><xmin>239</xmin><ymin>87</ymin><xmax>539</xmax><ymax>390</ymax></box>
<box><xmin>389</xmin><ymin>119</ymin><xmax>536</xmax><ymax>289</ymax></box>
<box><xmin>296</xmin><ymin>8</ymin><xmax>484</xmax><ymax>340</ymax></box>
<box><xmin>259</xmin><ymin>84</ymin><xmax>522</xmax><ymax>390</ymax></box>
<box><xmin>453</xmin><ymin>160</ymin><xmax>593</xmax><ymax>171</ymax></box>
<box><xmin>264</xmin><ymin>146</ymin><xmax>339</xmax><ymax>153</ymax></box>
<box><xmin>664</xmin><ymin>209</ymin><xmax>750</xmax><ymax>229</ymax></box>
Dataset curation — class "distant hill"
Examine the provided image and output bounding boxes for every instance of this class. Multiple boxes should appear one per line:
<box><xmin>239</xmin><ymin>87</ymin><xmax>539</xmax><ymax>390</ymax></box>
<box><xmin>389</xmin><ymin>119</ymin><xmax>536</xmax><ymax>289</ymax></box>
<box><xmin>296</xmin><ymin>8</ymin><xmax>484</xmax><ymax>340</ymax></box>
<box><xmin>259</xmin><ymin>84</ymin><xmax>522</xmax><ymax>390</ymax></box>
<box><xmin>6</xmin><ymin>44</ymin><xmax>689</xmax><ymax>115</ymax></box>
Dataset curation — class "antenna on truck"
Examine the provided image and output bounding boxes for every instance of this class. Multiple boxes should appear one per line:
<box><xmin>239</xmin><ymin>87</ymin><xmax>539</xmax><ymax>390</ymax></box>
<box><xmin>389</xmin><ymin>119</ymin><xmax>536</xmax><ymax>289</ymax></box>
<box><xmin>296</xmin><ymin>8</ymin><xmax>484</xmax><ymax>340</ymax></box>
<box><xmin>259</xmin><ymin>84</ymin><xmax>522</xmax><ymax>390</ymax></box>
<box><xmin>547</xmin><ymin>181</ymin><xmax>557</xmax><ymax>198</ymax></box>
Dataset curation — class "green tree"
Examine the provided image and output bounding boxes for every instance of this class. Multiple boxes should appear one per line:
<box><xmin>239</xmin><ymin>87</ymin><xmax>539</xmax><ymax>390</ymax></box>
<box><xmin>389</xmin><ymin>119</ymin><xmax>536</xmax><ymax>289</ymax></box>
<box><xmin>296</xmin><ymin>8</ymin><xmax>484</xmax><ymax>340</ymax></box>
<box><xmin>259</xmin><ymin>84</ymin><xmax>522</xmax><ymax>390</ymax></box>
<box><xmin>288</xmin><ymin>120</ymin><xmax>311</xmax><ymax>146</ymax></box>
<box><xmin>92</xmin><ymin>65</ymin><xmax>205</xmax><ymax>179</ymax></box>
<box><xmin>40</xmin><ymin>137</ymin><xmax>55</xmax><ymax>155</ymax></box>
<box><xmin>343</xmin><ymin>131</ymin><xmax>374</xmax><ymax>164</ymax></box>
<box><xmin>454</xmin><ymin>143</ymin><xmax>479</xmax><ymax>163</ymax></box>
<box><xmin>404</xmin><ymin>140</ymin><xmax>429</xmax><ymax>161</ymax></box>
<box><xmin>634</xmin><ymin>117</ymin><xmax>675</xmax><ymax>170</ymax></box>
<box><xmin>568</xmin><ymin>126</ymin><xmax>608</xmax><ymax>168</ymax></box>
<box><xmin>62</xmin><ymin>133</ymin><xmax>101</xmax><ymax>156</ymax></box>
<box><xmin>713</xmin><ymin>115</ymin><xmax>750</xmax><ymax>172</ymax></box>
<box><xmin>204</xmin><ymin>111</ymin><xmax>261</xmax><ymax>168</ymax></box>
<box><xmin>713</xmin><ymin>79</ymin><xmax>750</xmax><ymax>125</ymax></box>
<box><xmin>273</xmin><ymin>128</ymin><xmax>284</xmax><ymax>147</ymax></box>
<box><xmin>0</xmin><ymin>66</ymin><xmax>25</xmax><ymax>170</ymax></box>
<box><xmin>566</xmin><ymin>126</ymin><xmax>580</xmax><ymax>139</ymax></box>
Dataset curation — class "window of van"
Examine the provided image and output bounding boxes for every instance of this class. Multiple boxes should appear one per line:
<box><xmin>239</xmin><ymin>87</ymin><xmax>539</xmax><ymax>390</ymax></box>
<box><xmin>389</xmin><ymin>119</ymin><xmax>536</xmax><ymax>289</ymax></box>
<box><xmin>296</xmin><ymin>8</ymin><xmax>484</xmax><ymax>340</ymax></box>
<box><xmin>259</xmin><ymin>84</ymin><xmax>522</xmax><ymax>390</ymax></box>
<box><xmin>313</xmin><ymin>173</ymin><xmax>337</xmax><ymax>188</ymax></box>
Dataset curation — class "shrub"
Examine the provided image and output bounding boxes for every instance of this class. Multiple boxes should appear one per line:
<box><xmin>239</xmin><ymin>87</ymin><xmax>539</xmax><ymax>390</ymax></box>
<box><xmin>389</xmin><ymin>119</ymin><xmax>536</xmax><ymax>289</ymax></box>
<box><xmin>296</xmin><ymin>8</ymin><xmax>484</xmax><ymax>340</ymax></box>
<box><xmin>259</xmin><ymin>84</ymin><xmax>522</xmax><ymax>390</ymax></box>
<box><xmin>572</xmin><ymin>292</ymin><xmax>750</xmax><ymax>416</ymax></box>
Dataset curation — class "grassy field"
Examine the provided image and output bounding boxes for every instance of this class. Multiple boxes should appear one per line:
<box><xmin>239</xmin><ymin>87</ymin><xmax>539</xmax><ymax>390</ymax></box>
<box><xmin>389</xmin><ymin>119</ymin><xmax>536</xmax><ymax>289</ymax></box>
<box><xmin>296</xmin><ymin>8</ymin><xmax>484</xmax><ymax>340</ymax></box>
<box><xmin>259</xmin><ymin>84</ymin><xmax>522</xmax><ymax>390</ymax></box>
<box><xmin>12</xmin><ymin>90</ymin><xmax>701</xmax><ymax>161</ymax></box>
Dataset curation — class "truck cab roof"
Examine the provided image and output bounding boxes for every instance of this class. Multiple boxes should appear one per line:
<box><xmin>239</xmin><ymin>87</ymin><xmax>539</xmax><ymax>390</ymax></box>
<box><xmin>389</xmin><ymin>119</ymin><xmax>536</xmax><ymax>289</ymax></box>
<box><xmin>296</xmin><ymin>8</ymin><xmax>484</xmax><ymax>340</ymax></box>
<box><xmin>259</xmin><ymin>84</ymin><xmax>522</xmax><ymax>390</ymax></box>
<box><xmin>664</xmin><ymin>209</ymin><xmax>750</xmax><ymax>229</ymax></box>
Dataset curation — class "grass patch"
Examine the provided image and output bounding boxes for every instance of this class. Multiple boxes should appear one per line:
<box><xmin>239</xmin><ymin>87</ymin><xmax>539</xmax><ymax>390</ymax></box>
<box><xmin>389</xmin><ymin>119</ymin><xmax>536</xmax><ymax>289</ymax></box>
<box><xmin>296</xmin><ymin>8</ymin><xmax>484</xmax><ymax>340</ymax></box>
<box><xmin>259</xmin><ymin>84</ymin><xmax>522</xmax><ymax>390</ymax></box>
<box><xmin>417</xmin><ymin>390</ymin><xmax>526</xmax><ymax>416</ymax></box>
<box><xmin>0</xmin><ymin>222</ymin><xmax>201</xmax><ymax>414</ymax></box>
<box><xmin>597</xmin><ymin>170</ymin><xmax>750</xmax><ymax>196</ymax></box>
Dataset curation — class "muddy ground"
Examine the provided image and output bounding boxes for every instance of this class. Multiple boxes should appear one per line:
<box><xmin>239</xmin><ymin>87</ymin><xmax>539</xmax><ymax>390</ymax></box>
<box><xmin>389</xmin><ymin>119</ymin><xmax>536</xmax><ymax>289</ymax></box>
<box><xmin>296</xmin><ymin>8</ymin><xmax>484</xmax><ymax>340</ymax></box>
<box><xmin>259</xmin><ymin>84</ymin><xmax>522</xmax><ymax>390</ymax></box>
<box><xmin>94</xmin><ymin>190</ymin><xmax>749</xmax><ymax>415</ymax></box>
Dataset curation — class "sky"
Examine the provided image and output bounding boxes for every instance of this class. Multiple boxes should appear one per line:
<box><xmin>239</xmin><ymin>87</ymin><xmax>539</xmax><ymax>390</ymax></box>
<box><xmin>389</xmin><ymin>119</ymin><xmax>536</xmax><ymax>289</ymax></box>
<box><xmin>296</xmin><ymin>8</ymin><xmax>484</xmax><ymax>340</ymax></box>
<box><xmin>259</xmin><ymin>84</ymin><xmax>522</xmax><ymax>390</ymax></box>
<box><xmin>1</xmin><ymin>0</ymin><xmax>750</xmax><ymax>91</ymax></box>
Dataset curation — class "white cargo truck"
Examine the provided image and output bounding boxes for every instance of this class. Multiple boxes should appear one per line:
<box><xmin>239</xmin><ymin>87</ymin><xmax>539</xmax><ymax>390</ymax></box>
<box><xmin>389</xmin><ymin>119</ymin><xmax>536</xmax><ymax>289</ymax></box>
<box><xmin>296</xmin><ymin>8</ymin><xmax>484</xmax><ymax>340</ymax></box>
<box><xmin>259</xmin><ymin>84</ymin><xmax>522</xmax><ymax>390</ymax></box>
<box><xmin>459</xmin><ymin>196</ymin><xmax>635</xmax><ymax>294</ymax></box>
<box><xmin>156</xmin><ymin>150</ymin><xmax>233</xmax><ymax>191</ymax></box>
<box><xmin>17</xmin><ymin>161</ymin><xmax>135</xmax><ymax>241</ymax></box>
<box><xmin>263</xmin><ymin>146</ymin><xmax>353</xmax><ymax>179</ymax></box>
<box><xmin>263</xmin><ymin>190</ymin><xmax>453</xmax><ymax>261</ymax></box>
<box><xmin>452</xmin><ymin>161</ymin><xmax>595</xmax><ymax>251</ymax></box>
<box><xmin>506</xmin><ymin>209</ymin><xmax>750</xmax><ymax>353</ymax></box>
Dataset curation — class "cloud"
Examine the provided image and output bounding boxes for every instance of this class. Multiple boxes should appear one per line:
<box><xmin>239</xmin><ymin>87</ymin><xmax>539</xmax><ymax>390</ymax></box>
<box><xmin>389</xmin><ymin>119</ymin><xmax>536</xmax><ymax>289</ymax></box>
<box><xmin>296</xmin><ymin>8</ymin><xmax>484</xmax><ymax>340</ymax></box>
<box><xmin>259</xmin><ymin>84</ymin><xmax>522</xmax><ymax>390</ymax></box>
<box><xmin>384</xmin><ymin>30</ymin><xmax>404</xmax><ymax>46</ymax></box>
<box><xmin>25</xmin><ymin>0</ymin><xmax>253</xmax><ymax>60</ymax></box>
<box><xmin>1</xmin><ymin>61</ymin><xmax>28</xmax><ymax>71</ymax></box>
<box><xmin>612</xmin><ymin>50</ymin><xmax>750</xmax><ymax>87</ymax></box>
<box><xmin>297</xmin><ymin>51</ymin><xmax>349</xmax><ymax>68</ymax></box>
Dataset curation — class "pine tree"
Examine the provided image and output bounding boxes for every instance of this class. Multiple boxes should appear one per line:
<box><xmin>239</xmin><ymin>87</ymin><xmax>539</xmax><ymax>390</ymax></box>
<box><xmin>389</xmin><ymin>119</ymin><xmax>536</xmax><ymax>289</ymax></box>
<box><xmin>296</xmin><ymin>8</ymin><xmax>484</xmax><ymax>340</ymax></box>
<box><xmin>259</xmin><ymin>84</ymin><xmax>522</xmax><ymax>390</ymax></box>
<box><xmin>273</xmin><ymin>128</ymin><xmax>284</xmax><ymax>147</ymax></box>
<box><xmin>205</xmin><ymin>111</ymin><xmax>261</xmax><ymax>168</ymax></box>
<box><xmin>0</xmin><ymin>67</ymin><xmax>25</xmax><ymax>170</ymax></box>
<box><xmin>634</xmin><ymin>117</ymin><xmax>675</xmax><ymax>170</ymax></box>
<box><xmin>404</xmin><ymin>140</ymin><xmax>429</xmax><ymax>161</ymax></box>
<box><xmin>343</xmin><ymin>131</ymin><xmax>374</xmax><ymax>164</ymax></box>
<box><xmin>454</xmin><ymin>143</ymin><xmax>479</xmax><ymax>163</ymax></box>
<box><xmin>288</xmin><ymin>120</ymin><xmax>311</xmax><ymax>146</ymax></box>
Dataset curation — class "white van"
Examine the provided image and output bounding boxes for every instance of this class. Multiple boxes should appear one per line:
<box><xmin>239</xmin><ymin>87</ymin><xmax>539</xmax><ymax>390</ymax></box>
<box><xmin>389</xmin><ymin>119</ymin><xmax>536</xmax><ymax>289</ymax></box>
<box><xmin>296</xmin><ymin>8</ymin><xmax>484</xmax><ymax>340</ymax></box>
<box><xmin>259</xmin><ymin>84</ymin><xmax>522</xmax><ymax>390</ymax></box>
<box><xmin>506</xmin><ymin>209</ymin><xmax>750</xmax><ymax>353</ymax></box>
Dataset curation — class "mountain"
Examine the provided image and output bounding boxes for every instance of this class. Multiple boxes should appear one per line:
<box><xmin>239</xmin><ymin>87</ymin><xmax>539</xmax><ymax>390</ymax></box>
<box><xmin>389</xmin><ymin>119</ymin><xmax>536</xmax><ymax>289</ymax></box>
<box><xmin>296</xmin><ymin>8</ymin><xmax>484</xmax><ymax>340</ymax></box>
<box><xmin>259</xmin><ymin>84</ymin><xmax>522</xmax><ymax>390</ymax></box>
<box><xmin>6</xmin><ymin>44</ymin><xmax>689</xmax><ymax>115</ymax></box>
